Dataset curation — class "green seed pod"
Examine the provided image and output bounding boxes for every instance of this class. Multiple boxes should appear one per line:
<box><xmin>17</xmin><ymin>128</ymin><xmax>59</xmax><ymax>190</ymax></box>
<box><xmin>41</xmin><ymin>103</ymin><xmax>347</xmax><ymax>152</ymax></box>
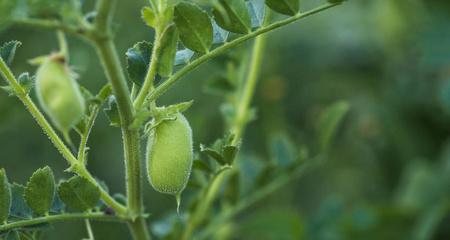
<box><xmin>35</xmin><ymin>55</ymin><xmax>85</xmax><ymax>137</ymax></box>
<box><xmin>146</xmin><ymin>113</ymin><xmax>193</xmax><ymax>208</ymax></box>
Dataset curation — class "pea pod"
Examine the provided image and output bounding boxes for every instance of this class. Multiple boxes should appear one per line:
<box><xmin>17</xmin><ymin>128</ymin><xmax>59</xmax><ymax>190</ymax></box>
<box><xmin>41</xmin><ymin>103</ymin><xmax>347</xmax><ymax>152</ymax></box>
<box><xmin>35</xmin><ymin>55</ymin><xmax>85</xmax><ymax>139</ymax></box>
<box><xmin>146</xmin><ymin>113</ymin><xmax>193</xmax><ymax>210</ymax></box>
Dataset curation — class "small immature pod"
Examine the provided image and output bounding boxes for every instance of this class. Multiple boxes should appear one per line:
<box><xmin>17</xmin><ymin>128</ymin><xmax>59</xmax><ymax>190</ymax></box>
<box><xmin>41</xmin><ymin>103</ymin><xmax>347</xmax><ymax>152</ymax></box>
<box><xmin>35</xmin><ymin>55</ymin><xmax>85</xmax><ymax>137</ymax></box>
<box><xmin>146</xmin><ymin>113</ymin><xmax>193</xmax><ymax>209</ymax></box>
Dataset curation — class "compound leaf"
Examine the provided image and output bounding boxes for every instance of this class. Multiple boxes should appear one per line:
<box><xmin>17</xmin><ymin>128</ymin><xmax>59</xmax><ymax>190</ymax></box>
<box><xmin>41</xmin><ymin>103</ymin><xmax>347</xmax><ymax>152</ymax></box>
<box><xmin>24</xmin><ymin>166</ymin><xmax>55</xmax><ymax>216</ymax></box>
<box><xmin>58</xmin><ymin>176</ymin><xmax>100</xmax><ymax>212</ymax></box>
<box><xmin>174</xmin><ymin>2</ymin><xmax>213</xmax><ymax>53</ymax></box>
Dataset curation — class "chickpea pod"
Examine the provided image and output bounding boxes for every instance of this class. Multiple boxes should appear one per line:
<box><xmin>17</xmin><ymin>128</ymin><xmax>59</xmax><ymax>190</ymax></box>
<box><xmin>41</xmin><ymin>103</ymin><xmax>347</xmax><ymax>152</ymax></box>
<box><xmin>146</xmin><ymin>113</ymin><xmax>193</xmax><ymax>211</ymax></box>
<box><xmin>35</xmin><ymin>55</ymin><xmax>85</xmax><ymax>139</ymax></box>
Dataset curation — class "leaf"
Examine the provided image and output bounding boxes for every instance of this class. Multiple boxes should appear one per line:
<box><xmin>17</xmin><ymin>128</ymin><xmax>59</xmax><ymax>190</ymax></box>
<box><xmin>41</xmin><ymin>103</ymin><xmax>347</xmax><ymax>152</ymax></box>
<box><xmin>141</xmin><ymin>6</ymin><xmax>156</xmax><ymax>28</ymax></box>
<box><xmin>0</xmin><ymin>169</ymin><xmax>11</xmax><ymax>223</ymax></box>
<box><xmin>223</xmin><ymin>145</ymin><xmax>239</xmax><ymax>165</ymax></box>
<box><xmin>1</xmin><ymin>73</ymin><xmax>34</xmax><ymax>97</ymax></box>
<box><xmin>317</xmin><ymin>101</ymin><xmax>350</xmax><ymax>152</ymax></box>
<box><xmin>200</xmin><ymin>144</ymin><xmax>226</xmax><ymax>165</ymax></box>
<box><xmin>158</xmin><ymin>24</ymin><xmax>179</xmax><ymax>77</ymax></box>
<box><xmin>248</xmin><ymin>0</ymin><xmax>266</xmax><ymax>28</ymax></box>
<box><xmin>24</xmin><ymin>166</ymin><xmax>55</xmax><ymax>216</ymax></box>
<box><xmin>0</xmin><ymin>41</ymin><xmax>21</xmax><ymax>65</ymax></box>
<box><xmin>104</xmin><ymin>96</ymin><xmax>121</xmax><ymax>127</ymax></box>
<box><xmin>175</xmin><ymin>48</ymin><xmax>194</xmax><ymax>66</ymax></box>
<box><xmin>58</xmin><ymin>176</ymin><xmax>100</xmax><ymax>212</ymax></box>
<box><xmin>174</xmin><ymin>2</ymin><xmax>213</xmax><ymax>53</ymax></box>
<box><xmin>96</xmin><ymin>84</ymin><xmax>112</xmax><ymax>102</ymax></box>
<box><xmin>266</xmin><ymin>0</ymin><xmax>300</xmax><ymax>16</ymax></box>
<box><xmin>161</xmin><ymin>100</ymin><xmax>194</xmax><ymax>116</ymax></box>
<box><xmin>126</xmin><ymin>41</ymin><xmax>152</xmax><ymax>86</ymax></box>
<box><xmin>213</xmin><ymin>0</ymin><xmax>251</xmax><ymax>34</ymax></box>
<box><xmin>9</xmin><ymin>183</ymin><xmax>32</xmax><ymax>219</ymax></box>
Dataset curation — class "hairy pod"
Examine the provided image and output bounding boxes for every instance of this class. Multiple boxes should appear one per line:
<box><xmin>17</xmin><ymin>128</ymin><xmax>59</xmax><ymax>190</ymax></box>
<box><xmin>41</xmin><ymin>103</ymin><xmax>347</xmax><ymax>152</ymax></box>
<box><xmin>146</xmin><ymin>113</ymin><xmax>193</xmax><ymax>201</ymax></box>
<box><xmin>35</xmin><ymin>55</ymin><xmax>85</xmax><ymax>136</ymax></box>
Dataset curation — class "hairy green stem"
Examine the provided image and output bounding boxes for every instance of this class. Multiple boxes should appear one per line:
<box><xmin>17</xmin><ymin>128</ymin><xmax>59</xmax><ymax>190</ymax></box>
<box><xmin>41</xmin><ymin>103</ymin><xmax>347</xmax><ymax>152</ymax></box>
<box><xmin>0</xmin><ymin>57</ymin><xmax>126</xmax><ymax>216</ymax></box>
<box><xmin>0</xmin><ymin>213</ymin><xmax>126</xmax><ymax>233</ymax></box>
<box><xmin>133</xmin><ymin>30</ymin><xmax>162</xmax><ymax>109</ymax></box>
<box><xmin>91</xmin><ymin>1</ymin><xmax>149</xmax><ymax>239</ymax></box>
<box><xmin>146</xmin><ymin>3</ymin><xmax>338</xmax><ymax>103</ymax></box>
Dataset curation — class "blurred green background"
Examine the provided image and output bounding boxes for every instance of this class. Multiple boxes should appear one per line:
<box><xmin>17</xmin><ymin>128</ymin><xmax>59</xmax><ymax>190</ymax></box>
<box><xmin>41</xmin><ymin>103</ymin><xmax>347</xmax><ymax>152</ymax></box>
<box><xmin>1</xmin><ymin>0</ymin><xmax>450</xmax><ymax>239</ymax></box>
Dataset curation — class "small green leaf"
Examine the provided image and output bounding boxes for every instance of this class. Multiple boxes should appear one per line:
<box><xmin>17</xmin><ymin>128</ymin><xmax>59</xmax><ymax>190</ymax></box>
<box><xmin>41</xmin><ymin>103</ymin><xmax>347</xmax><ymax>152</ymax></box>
<box><xmin>58</xmin><ymin>176</ymin><xmax>100</xmax><ymax>212</ymax></box>
<box><xmin>0</xmin><ymin>72</ymin><xmax>33</xmax><ymax>97</ymax></box>
<box><xmin>49</xmin><ymin>191</ymin><xmax>65</xmax><ymax>214</ymax></box>
<box><xmin>142</xmin><ymin>6</ymin><xmax>157</xmax><ymax>28</ymax></box>
<box><xmin>104</xmin><ymin>96</ymin><xmax>121</xmax><ymax>127</ymax></box>
<box><xmin>0</xmin><ymin>41</ymin><xmax>21</xmax><ymax>65</ymax></box>
<box><xmin>213</xmin><ymin>0</ymin><xmax>252</xmax><ymax>34</ymax></box>
<box><xmin>317</xmin><ymin>101</ymin><xmax>350</xmax><ymax>151</ymax></box>
<box><xmin>126</xmin><ymin>41</ymin><xmax>152</xmax><ymax>86</ymax></box>
<box><xmin>96</xmin><ymin>84</ymin><xmax>112</xmax><ymax>102</ymax></box>
<box><xmin>161</xmin><ymin>100</ymin><xmax>194</xmax><ymax>116</ymax></box>
<box><xmin>10</xmin><ymin>183</ymin><xmax>32</xmax><ymax>219</ymax></box>
<box><xmin>24</xmin><ymin>166</ymin><xmax>55</xmax><ymax>216</ymax></box>
<box><xmin>0</xmin><ymin>169</ymin><xmax>11</xmax><ymax>223</ymax></box>
<box><xmin>266</xmin><ymin>0</ymin><xmax>300</xmax><ymax>16</ymax></box>
<box><xmin>174</xmin><ymin>2</ymin><xmax>213</xmax><ymax>53</ymax></box>
<box><xmin>200</xmin><ymin>144</ymin><xmax>226</xmax><ymax>165</ymax></box>
<box><xmin>158</xmin><ymin>24</ymin><xmax>179</xmax><ymax>77</ymax></box>
<box><xmin>223</xmin><ymin>145</ymin><xmax>239</xmax><ymax>165</ymax></box>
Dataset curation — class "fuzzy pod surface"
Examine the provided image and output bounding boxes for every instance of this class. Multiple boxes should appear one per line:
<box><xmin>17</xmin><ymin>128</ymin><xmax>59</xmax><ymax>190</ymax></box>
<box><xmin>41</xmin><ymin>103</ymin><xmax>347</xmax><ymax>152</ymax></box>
<box><xmin>146</xmin><ymin>113</ymin><xmax>193</xmax><ymax>196</ymax></box>
<box><xmin>35</xmin><ymin>55</ymin><xmax>85</xmax><ymax>135</ymax></box>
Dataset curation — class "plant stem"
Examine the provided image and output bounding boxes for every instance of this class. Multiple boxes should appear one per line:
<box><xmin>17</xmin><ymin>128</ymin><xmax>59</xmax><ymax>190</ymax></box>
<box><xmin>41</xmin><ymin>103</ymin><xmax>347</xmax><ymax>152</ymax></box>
<box><xmin>181</xmin><ymin>25</ymin><xmax>268</xmax><ymax>240</ymax></box>
<box><xmin>78</xmin><ymin>105</ymin><xmax>101</xmax><ymax>165</ymax></box>
<box><xmin>230</xmin><ymin>30</ymin><xmax>267</xmax><ymax>144</ymax></box>
<box><xmin>0</xmin><ymin>213</ymin><xmax>126</xmax><ymax>232</ymax></box>
<box><xmin>13</xmin><ymin>18</ymin><xmax>82</xmax><ymax>35</ymax></box>
<box><xmin>133</xmin><ymin>30</ymin><xmax>162</xmax><ymax>110</ymax></box>
<box><xmin>146</xmin><ymin>3</ymin><xmax>339</xmax><ymax>103</ymax></box>
<box><xmin>127</xmin><ymin>218</ymin><xmax>152</xmax><ymax>240</ymax></box>
<box><xmin>91</xmin><ymin>1</ymin><xmax>149</xmax><ymax>239</ymax></box>
<box><xmin>0</xmin><ymin>58</ymin><xmax>126</xmax><ymax>215</ymax></box>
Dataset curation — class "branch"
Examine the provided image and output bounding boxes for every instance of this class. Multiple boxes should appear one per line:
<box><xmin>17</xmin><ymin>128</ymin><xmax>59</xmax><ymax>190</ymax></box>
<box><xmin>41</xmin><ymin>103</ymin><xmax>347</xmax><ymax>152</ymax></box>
<box><xmin>146</xmin><ymin>3</ymin><xmax>339</xmax><ymax>103</ymax></box>
<box><xmin>0</xmin><ymin>213</ymin><xmax>126</xmax><ymax>233</ymax></box>
<box><xmin>0</xmin><ymin>58</ymin><xmax>127</xmax><ymax>216</ymax></box>
<box><xmin>12</xmin><ymin>19</ymin><xmax>83</xmax><ymax>36</ymax></box>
